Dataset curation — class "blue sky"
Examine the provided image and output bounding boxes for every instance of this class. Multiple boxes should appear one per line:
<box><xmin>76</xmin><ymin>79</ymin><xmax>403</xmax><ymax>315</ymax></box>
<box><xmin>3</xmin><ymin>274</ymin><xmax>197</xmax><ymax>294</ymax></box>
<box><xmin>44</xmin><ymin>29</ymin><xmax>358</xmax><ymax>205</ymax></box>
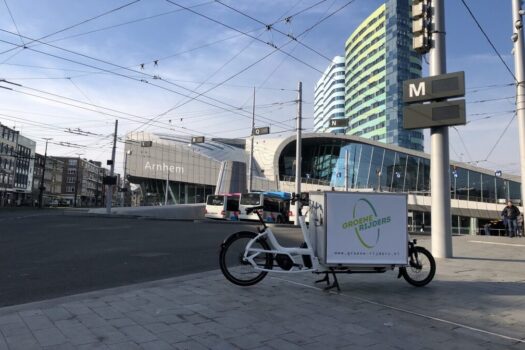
<box><xmin>0</xmin><ymin>0</ymin><xmax>520</xmax><ymax>175</ymax></box>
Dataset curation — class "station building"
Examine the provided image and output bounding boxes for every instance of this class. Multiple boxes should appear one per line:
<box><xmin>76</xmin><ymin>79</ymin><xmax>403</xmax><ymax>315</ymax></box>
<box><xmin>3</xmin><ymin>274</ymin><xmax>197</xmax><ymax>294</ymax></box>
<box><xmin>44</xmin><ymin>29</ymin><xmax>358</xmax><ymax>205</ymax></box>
<box><xmin>124</xmin><ymin>131</ymin><xmax>521</xmax><ymax>234</ymax></box>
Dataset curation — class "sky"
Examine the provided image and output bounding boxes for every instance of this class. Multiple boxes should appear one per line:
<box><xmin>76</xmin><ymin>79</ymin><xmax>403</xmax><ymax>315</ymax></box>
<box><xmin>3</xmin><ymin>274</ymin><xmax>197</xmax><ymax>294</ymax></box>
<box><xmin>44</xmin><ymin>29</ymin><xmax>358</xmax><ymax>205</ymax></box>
<box><xmin>0</xmin><ymin>0</ymin><xmax>520</xmax><ymax>176</ymax></box>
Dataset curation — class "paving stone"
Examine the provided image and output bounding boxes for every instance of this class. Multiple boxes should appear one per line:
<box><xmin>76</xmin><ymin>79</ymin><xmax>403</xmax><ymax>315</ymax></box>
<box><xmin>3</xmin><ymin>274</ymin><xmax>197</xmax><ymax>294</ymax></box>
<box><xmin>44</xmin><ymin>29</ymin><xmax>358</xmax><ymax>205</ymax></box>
<box><xmin>143</xmin><ymin>322</ymin><xmax>172</xmax><ymax>335</ymax></box>
<box><xmin>119</xmin><ymin>324</ymin><xmax>157</xmax><ymax>343</ymax></box>
<box><xmin>21</xmin><ymin>314</ymin><xmax>55</xmax><ymax>331</ymax></box>
<box><xmin>106</xmin><ymin>317</ymin><xmax>137</xmax><ymax>329</ymax></box>
<box><xmin>42</xmin><ymin>307</ymin><xmax>73</xmax><ymax>322</ymax></box>
<box><xmin>0</xmin><ymin>322</ymin><xmax>32</xmax><ymax>337</ymax></box>
<box><xmin>173</xmin><ymin>340</ymin><xmax>209</xmax><ymax>350</ymax></box>
<box><xmin>141</xmin><ymin>340</ymin><xmax>175</xmax><ymax>350</ymax></box>
<box><xmin>90</xmin><ymin>326</ymin><xmax>127</xmax><ymax>345</ymax></box>
<box><xmin>92</xmin><ymin>307</ymin><xmax>124</xmax><ymax>320</ymax></box>
<box><xmin>33</xmin><ymin>327</ymin><xmax>68</xmax><ymax>347</ymax></box>
<box><xmin>107</xmin><ymin>341</ymin><xmax>142</xmax><ymax>350</ymax></box>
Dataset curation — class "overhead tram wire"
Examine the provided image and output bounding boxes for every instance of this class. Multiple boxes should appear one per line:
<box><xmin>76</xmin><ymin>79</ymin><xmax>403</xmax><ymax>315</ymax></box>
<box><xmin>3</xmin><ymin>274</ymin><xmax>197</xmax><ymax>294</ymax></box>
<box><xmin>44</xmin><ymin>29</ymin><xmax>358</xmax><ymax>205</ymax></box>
<box><xmin>139</xmin><ymin>0</ymin><xmax>357</xmax><ymax>125</ymax></box>
<box><xmin>1</xmin><ymin>1</ymin><xmax>349</xmax><ymax>134</ymax></box>
<box><xmin>214</xmin><ymin>0</ymin><xmax>333</xmax><ymax>63</ymax></box>
<box><xmin>134</xmin><ymin>27</ymin><xmax>270</xmax><ymax>133</ymax></box>
<box><xmin>0</xmin><ymin>35</ymin><xmax>287</xmax><ymax>129</ymax></box>
<box><xmin>484</xmin><ymin>112</ymin><xmax>517</xmax><ymax>162</ymax></box>
<box><xmin>42</xmin><ymin>1</ymin><xmax>214</xmax><ymax>45</ymax></box>
<box><xmin>0</xmin><ymin>79</ymin><xmax>218</xmax><ymax>138</ymax></box>
<box><xmin>2</xmin><ymin>0</ymin><xmax>25</xmax><ymax>46</ymax></box>
<box><xmin>0</xmin><ymin>0</ymin><xmax>142</xmax><ymax>56</ymax></box>
<box><xmin>459</xmin><ymin>0</ymin><xmax>517</xmax><ymax>82</ymax></box>
<box><xmin>164</xmin><ymin>0</ymin><xmax>325</xmax><ymax>74</ymax></box>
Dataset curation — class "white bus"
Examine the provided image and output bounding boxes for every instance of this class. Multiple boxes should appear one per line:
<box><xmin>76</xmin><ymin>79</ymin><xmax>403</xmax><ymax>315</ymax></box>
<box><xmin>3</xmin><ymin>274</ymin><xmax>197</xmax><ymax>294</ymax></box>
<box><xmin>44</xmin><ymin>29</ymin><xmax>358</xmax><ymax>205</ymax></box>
<box><xmin>205</xmin><ymin>193</ymin><xmax>241</xmax><ymax>221</ymax></box>
<box><xmin>238</xmin><ymin>191</ymin><xmax>291</xmax><ymax>223</ymax></box>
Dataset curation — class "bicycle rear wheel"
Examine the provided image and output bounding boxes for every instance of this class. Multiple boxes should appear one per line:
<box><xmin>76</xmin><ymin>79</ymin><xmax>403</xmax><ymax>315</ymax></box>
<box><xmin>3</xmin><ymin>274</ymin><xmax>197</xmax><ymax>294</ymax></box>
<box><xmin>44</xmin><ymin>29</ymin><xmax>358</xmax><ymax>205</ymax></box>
<box><xmin>400</xmin><ymin>246</ymin><xmax>436</xmax><ymax>287</ymax></box>
<box><xmin>219</xmin><ymin>231</ymin><xmax>273</xmax><ymax>286</ymax></box>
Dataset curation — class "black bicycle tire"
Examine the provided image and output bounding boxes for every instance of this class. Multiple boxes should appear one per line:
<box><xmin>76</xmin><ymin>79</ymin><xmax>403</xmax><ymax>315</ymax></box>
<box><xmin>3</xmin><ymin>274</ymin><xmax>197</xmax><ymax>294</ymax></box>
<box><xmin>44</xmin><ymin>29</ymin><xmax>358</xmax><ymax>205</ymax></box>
<box><xmin>400</xmin><ymin>246</ymin><xmax>436</xmax><ymax>287</ymax></box>
<box><xmin>219</xmin><ymin>231</ymin><xmax>272</xmax><ymax>286</ymax></box>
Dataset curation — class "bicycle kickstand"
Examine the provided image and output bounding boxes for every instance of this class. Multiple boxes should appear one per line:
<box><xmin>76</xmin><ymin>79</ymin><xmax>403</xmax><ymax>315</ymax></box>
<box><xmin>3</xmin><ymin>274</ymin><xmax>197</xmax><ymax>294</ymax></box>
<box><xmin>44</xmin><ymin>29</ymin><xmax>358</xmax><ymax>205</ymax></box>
<box><xmin>314</xmin><ymin>271</ymin><xmax>341</xmax><ymax>292</ymax></box>
<box><xmin>324</xmin><ymin>271</ymin><xmax>341</xmax><ymax>292</ymax></box>
<box><xmin>315</xmin><ymin>273</ymin><xmax>330</xmax><ymax>286</ymax></box>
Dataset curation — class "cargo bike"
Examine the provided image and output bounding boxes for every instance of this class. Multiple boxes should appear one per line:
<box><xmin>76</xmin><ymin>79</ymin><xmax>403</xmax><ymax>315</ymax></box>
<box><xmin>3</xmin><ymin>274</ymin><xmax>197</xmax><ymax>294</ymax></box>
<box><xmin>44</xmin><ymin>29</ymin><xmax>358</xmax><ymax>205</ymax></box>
<box><xmin>219</xmin><ymin>192</ymin><xmax>436</xmax><ymax>291</ymax></box>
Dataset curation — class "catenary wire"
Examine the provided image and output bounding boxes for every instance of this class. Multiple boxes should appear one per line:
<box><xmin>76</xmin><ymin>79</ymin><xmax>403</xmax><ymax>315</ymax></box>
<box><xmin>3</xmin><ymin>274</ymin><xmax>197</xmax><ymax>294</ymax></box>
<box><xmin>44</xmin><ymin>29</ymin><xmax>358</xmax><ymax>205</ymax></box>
<box><xmin>459</xmin><ymin>0</ymin><xmax>517</xmax><ymax>82</ymax></box>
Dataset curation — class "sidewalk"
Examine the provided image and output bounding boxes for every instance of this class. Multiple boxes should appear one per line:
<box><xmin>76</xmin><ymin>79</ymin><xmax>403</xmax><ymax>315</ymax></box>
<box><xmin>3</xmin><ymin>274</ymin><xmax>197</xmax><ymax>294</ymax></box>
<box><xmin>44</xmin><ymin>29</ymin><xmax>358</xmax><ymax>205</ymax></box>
<box><xmin>0</xmin><ymin>235</ymin><xmax>523</xmax><ymax>349</ymax></box>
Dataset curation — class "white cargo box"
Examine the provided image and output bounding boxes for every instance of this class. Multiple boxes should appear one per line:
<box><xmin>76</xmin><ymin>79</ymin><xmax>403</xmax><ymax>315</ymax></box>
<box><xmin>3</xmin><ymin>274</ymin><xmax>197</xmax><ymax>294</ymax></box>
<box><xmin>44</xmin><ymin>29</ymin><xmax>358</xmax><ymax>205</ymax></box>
<box><xmin>307</xmin><ymin>192</ymin><xmax>408</xmax><ymax>266</ymax></box>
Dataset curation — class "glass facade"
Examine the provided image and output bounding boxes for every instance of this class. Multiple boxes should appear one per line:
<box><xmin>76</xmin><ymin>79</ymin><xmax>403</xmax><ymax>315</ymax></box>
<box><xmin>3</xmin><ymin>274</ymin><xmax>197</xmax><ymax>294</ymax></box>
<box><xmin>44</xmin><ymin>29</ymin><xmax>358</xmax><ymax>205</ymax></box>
<box><xmin>135</xmin><ymin>178</ymin><xmax>214</xmax><ymax>205</ymax></box>
<box><xmin>314</xmin><ymin>56</ymin><xmax>346</xmax><ymax>133</ymax></box>
<box><xmin>343</xmin><ymin>0</ymin><xmax>423</xmax><ymax>151</ymax></box>
<box><xmin>278</xmin><ymin>138</ymin><xmax>521</xmax><ymax>204</ymax></box>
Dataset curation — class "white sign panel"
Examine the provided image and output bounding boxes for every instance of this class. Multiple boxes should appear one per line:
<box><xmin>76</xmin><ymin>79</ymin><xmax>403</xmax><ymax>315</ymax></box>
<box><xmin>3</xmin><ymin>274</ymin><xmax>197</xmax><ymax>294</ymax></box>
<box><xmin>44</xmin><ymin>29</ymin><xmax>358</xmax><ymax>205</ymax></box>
<box><xmin>325</xmin><ymin>192</ymin><xmax>407</xmax><ymax>265</ymax></box>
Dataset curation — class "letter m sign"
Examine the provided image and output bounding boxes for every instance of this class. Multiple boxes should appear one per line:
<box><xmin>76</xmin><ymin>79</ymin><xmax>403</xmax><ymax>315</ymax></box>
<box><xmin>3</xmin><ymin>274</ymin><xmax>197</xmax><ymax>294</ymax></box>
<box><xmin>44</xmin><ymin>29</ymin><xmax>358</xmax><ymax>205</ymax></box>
<box><xmin>409</xmin><ymin>82</ymin><xmax>425</xmax><ymax>98</ymax></box>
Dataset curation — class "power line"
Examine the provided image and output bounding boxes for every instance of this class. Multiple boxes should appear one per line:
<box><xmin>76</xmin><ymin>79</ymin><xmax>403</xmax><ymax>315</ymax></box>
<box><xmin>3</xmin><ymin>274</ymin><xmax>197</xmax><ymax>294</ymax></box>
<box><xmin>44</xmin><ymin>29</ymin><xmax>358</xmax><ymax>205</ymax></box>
<box><xmin>44</xmin><ymin>1</ymin><xmax>214</xmax><ymax>45</ymax></box>
<box><xmin>0</xmin><ymin>35</ymin><xmax>287</xmax><ymax>128</ymax></box>
<box><xmin>459</xmin><ymin>0</ymin><xmax>517</xmax><ymax>82</ymax></box>
<box><xmin>2</xmin><ymin>0</ymin><xmax>24</xmax><ymax>46</ymax></box>
<box><xmin>164</xmin><ymin>0</ymin><xmax>324</xmax><ymax>74</ymax></box>
<box><xmin>215</xmin><ymin>0</ymin><xmax>333</xmax><ymax>62</ymax></box>
<box><xmin>484</xmin><ymin>113</ymin><xmax>516</xmax><ymax>162</ymax></box>
<box><xmin>0</xmin><ymin>0</ymin><xmax>142</xmax><ymax>56</ymax></box>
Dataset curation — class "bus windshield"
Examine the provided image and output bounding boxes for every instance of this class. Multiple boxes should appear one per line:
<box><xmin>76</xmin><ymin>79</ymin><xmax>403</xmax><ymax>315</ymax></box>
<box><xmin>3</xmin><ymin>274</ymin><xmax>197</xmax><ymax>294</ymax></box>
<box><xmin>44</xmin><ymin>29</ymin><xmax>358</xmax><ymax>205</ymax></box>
<box><xmin>240</xmin><ymin>193</ymin><xmax>261</xmax><ymax>205</ymax></box>
<box><xmin>207</xmin><ymin>195</ymin><xmax>224</xmax><ymax>206</ymax></box>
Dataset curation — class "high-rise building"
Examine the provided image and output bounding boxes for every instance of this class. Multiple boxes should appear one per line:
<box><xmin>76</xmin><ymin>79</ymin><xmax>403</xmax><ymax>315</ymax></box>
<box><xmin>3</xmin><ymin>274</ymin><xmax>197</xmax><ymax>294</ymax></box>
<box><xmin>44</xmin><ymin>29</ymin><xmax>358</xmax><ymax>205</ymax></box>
<box><xmin>313</xmin><ymin>56</ymin><xmax>346</xmax><ymax>133</ymax></box>
<box><xmin>314</xmin><ymin>0</ymin><xmax>423</xmax><ymax>151</ymax></box>
<box><xmin>345</xmin><ymin>0</ymin><xmax>423</xmax><ymax>150</ymax></box>
<box><xmin>14</xmin><ymin>135</ymin><xmax>36</xmax><ymax>205</ymax></box>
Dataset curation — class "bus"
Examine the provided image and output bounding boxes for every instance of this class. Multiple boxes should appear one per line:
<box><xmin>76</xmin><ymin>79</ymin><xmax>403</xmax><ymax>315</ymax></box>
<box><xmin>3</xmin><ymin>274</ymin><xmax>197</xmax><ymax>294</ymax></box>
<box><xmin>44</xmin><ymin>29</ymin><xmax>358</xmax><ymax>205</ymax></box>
<box><xmin>238</xmin><ymin>191</ymin><xmax>291</xmax><ymax>223</ymax></box>
<box><xmin>205</xmin><ymin>193</ymin><xmax>241</xmax><ymax>221</ymax></box>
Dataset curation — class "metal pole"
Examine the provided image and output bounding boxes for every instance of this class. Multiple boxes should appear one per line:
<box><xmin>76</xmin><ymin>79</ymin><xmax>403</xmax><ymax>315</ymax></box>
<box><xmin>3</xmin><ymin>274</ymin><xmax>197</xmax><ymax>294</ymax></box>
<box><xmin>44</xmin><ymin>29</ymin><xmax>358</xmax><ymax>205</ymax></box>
<box><xmin>294</xmin><ymin>82</ymin><xmax>302</xmax><ymax>227</ymax></box>
<box><xmin>248</xmin><ymin>87</ymin><xmax>255</xmax><ymax>192</ymax></box>
<box><xmin>164</xmin><ymin>170</ymin><xmax>169</xmax><ymax>205</ymax></box>
<box><xmin>38</xmin><ymin>138</ymin><xmax>52</xmax><ymax>208</ymax></box>
<box><xmin>74</xmin><ymin>153</ymin><xmax>82</xmax><ymax>207</ymax></box>
<box><xmin>512</xmin><ymin>0</ymin><xmax>525</xmax><ymax>207</ymax></box>
<box><xmin>429</xmin><ymin>0</ymin><xmax>453</xmax><ymax>258</ymax></box>
<box><xmin>344</xmin><ymin>150</ymin><xmax>349</xmax><ymax>191</ymax></box>
<box><xmin>123</xmin><ymin>150</ymin><xmax>131</xmax><ymax>207</ymax></box>
<box><xmin>106</xmin><ymin>120</ymin><xmax>118</xmax><ymax>214</ymax></box>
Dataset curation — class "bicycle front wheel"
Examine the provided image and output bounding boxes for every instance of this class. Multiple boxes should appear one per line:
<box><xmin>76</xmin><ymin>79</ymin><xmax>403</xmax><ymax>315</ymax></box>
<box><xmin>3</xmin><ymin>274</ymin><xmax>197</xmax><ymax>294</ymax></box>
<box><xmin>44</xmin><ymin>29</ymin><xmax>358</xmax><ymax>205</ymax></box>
<box><xmin>400</xmin><ymin>246</ymin><xmax>436</xmax><ymax>287</ymax></box>
<box><xmin>219</xmin><ymin>231</ymin><xmax>273</xmax><ymax>286</ymax></box>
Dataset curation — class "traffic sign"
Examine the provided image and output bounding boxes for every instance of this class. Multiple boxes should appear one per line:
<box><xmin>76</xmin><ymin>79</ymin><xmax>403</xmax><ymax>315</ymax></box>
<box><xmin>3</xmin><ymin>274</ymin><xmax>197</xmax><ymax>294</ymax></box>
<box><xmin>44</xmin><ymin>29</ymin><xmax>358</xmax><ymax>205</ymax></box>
<box><xmin>403</xmin><ymin>100</ymin><xmax>466</xmax><ymax>129</ymax></box>
<box><xmin>329</xmin><ymin>118</ymin><xmax>349</xmax><ymax>128</ymax></box>
<box><xmin>191</xmin><ymin>136</ymin><xmax>205</xmax><ymax>144</ymax></box>
<box><xmin>252</xmin><ymin>127</ymin><xmax>270</xmax><ymax>136</ymax></box>
<box><xmin>403</xmin><ymin>71</ymin><xmax>465</xmax><ymax>103</ymax></box>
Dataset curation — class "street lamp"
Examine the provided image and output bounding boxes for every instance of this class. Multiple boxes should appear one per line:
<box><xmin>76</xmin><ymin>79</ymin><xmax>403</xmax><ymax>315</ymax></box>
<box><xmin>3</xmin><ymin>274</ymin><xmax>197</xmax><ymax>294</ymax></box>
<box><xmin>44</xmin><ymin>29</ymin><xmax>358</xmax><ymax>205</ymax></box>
<box><xmin>73</xmin><ymin>153</ymin><xmax>83</xmax><ymax>207</ymax></box>
<box><xmin>123</xmin><ymin>149</ymin><xmax>132</xmax><ymax>207</ymax></box>
<box><xmin>38</xmin><ymin>138</ymin><xmax>52</xmax><ymax>208</ymax></box>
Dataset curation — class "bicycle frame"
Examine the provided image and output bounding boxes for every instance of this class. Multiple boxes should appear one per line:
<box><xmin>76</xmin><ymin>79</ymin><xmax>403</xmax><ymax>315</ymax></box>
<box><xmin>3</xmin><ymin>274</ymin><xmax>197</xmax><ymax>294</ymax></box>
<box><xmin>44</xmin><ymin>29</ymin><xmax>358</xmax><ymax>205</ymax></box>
<box><xmin>243</xmin><ymin>208</ymin><xmax>327</xmax><ymax>273</ymax></box>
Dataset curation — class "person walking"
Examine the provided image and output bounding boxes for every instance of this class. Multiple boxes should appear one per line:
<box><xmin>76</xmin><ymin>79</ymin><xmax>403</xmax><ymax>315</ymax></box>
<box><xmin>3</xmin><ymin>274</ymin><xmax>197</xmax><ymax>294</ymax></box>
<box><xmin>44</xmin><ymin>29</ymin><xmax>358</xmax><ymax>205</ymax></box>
<box><xmin>517</xmin><ymin>214</ymin><xmax>524</xmax><ymax>238</ymax></box>
<box><xmin>501</xmin><ymin>201</ymin><xmax>520</xmax><ymax>237</ymax></box>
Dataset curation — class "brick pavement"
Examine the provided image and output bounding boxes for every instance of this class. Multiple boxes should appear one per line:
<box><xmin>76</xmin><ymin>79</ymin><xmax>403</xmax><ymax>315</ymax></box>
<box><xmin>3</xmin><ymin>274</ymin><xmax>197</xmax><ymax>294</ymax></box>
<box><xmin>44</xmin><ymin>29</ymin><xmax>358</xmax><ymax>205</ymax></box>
<box><xmin>0</xmin><ymin>235</ymin><xmax>523</xmax><ymax>349</ymax></box>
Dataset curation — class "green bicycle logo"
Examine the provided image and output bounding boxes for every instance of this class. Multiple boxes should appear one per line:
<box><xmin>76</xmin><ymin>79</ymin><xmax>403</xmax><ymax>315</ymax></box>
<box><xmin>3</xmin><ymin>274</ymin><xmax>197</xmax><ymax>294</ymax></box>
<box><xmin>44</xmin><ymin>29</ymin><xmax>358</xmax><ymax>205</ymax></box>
<box><xmin>341</xmin><ymin>198</ymin><xmax>391</xmax><ymax>249</ymax></box>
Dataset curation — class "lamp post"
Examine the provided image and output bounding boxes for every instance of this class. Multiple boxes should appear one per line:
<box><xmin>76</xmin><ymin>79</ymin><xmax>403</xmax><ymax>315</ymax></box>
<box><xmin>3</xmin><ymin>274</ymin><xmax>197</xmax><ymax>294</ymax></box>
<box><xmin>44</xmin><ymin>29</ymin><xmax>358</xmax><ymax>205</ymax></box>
<box><xmin>38</xmin><ymin>138</ymin><xmax>52</xmax><ymax>208</ymax></box>
<box><xmin>73</xmin><ymin>153</ymin><xmax>83</xmax><ymax>207</ymax></box>
<box><xmin>123</xmin><ymin>149</ymin><xmax>132</xmax><ymax>207</ymax></box>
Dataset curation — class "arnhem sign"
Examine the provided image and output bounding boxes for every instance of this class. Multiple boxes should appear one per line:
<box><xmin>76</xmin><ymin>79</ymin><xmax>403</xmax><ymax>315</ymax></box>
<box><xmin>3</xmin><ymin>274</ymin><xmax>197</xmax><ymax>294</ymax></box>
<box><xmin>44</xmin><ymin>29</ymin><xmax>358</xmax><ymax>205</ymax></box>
<box><xmin>403</xmin><ymin>71</ymin><xmax>466</xmax><ymax>129</ymax></box>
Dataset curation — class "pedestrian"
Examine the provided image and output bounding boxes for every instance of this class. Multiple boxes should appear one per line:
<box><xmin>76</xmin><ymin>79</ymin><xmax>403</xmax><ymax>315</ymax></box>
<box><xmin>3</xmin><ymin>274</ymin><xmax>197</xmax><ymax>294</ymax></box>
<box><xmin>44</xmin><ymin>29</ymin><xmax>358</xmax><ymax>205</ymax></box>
<box><xmin>516</xmin><ymin>214</ymin><xmax>523</xmax><ymax>237</ymax></box>
<box><xmin>501</xmin><ymin>200</ymin><xmax>520</xmax><ymax>237</ymax></box>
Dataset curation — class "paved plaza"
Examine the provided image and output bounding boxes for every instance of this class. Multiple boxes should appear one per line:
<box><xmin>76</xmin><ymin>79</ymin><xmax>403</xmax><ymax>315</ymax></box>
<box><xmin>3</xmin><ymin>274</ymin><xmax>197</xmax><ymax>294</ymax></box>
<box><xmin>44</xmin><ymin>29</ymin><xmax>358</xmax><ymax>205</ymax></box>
<box><xmin>0</xmin><ymin>234</ymin><xmax>523</xmax><ymax>349</ymax></box>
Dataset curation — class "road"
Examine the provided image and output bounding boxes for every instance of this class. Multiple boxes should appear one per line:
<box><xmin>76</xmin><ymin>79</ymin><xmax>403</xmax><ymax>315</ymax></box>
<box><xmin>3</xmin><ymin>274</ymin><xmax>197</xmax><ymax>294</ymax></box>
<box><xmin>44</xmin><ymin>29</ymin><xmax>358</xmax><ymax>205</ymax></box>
<box><xmin>0</xmin><ymin>211</ymin><xmax>302</xmax><ymax>307</ymax></box>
